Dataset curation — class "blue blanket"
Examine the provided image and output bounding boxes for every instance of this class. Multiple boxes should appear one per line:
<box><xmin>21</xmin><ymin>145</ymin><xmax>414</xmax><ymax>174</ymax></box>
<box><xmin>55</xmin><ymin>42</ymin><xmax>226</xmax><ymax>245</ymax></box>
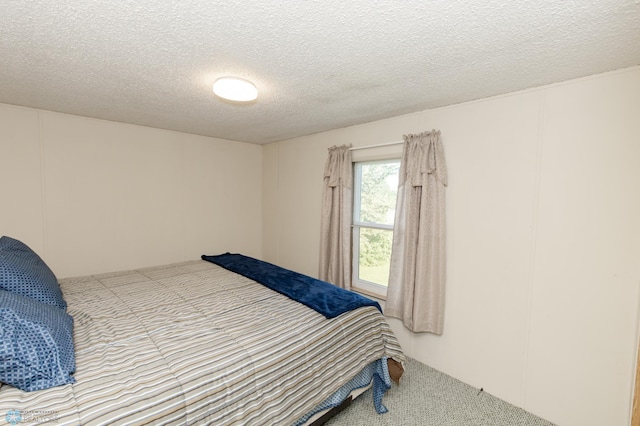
<box><xmin>201</xmin><ymin>253</ymin><xmax>382</xmax><ymax>319</ymax></box>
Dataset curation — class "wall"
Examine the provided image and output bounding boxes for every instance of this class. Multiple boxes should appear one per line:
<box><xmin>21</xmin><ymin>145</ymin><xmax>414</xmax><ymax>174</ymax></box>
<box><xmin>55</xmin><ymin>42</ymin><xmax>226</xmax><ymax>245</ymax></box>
<box><xmin>0</xmin><ymin>104</ymin><xmax>263</xmax><ymax>277</ymax></box>
<box><xmin>262</xmin><ymin>67</ymin><xmax>640</xmax><ymax>426</ymax></box>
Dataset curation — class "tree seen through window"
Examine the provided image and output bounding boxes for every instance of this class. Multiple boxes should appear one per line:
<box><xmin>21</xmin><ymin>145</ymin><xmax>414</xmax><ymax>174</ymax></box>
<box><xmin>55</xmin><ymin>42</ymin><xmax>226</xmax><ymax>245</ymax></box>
<box><xmin>354</xmin><ymin>160</ymin><xmax>399</xmax><ymax>288</ymax></box>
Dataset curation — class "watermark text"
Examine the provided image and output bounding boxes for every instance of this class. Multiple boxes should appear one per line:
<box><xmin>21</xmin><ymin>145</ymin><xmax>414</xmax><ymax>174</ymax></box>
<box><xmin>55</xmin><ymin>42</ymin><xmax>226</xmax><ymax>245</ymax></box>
<box><xmin>5</xmin><ymin>410</ymin><xmax>59</xmax><ymax>424</ymax></box>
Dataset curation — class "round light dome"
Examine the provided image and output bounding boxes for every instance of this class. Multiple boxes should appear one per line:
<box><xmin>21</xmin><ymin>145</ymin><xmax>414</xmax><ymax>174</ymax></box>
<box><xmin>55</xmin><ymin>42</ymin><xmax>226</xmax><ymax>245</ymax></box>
<box><xmin>213</xmin><ymin>77</ymin><xmax>258</xmax><ymax>102</ymax></box>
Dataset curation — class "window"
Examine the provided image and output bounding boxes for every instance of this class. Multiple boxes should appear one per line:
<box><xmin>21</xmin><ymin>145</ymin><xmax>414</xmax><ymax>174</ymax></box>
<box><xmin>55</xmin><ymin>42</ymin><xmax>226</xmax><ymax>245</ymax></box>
<box><xmin>352</xmin><ymin>159</ymin><xmax>400</xmax><ymax>298</ymax></box>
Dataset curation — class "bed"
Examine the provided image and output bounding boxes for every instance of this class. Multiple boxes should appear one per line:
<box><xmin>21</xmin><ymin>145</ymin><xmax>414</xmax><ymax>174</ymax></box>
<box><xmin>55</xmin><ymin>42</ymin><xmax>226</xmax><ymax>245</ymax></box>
<box><xmin>0</xmin><ymin>237</ymin><xmax>405</xmax><ymax>425</ymax></box>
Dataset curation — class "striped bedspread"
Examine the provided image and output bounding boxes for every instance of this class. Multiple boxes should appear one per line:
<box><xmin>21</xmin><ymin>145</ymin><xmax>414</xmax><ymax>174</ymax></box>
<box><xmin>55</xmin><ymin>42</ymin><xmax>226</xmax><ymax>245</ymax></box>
<box><xmin>0</xmin><ymin>260</ymin><xmax>404</xmax><ymax>425</ymax></box>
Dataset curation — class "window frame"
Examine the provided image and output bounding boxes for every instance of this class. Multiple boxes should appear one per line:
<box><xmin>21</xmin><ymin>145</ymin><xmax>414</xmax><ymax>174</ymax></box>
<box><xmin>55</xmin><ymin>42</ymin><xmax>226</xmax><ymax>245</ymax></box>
<box><xmin>351</xmin><ymin>158</ymin><xmax>400</xmax><ymax>299</ymax></box>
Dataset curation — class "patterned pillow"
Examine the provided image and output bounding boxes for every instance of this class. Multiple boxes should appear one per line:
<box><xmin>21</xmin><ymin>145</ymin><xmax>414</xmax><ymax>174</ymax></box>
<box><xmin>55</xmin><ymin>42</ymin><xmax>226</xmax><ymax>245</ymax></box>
<box><xmin>0</xmin><ymin>289</ymin><xmax>76</xmax><ymax>391</ymax></box>
<box><xmin>0</xmin><ymin>236</ymin><xmax>67</xmax><ymax>310</ymax></box>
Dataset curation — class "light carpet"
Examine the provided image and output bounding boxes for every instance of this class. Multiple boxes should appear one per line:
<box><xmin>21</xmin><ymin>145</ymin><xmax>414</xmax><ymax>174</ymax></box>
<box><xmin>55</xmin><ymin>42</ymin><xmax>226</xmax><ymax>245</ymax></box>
<box><xmin>326</xmin><ymin>358</ymin><xmax>556</xmax><ymax>426</ymax></box>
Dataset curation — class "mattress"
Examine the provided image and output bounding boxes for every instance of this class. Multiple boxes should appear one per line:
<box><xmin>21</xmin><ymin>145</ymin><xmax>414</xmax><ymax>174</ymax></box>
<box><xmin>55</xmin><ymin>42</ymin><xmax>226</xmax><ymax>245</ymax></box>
<box><xmin>0</xmin><ymin>260</ymin><xmax>404</xmax><ymax>425</ymax></box>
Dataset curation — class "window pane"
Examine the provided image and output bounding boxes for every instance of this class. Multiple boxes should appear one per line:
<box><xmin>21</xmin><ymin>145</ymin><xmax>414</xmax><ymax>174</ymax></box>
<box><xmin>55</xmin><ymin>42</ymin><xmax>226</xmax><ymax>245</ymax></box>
<box><xmin>358</xmin><ymin>162</ymin><xmax>399</xmax><ymax>226</ymax></box>
<box><xmin>358</xmin><ymin>227</ymin><xmax>393</xmax><ymax>286</ymax></box>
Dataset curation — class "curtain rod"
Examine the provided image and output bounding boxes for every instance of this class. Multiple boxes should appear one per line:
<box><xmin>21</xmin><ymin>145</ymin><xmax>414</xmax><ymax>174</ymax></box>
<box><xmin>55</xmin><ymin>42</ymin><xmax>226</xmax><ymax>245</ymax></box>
<box><xmin>349</xmin><ymin>140</ymin><xmax>403</xmax><ymax>151</ymax></box>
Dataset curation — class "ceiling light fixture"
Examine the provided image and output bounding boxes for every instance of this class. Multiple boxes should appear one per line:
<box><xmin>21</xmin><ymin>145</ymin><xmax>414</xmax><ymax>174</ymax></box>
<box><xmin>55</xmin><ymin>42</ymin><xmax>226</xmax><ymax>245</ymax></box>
<box><xmin>213</xmin><ymin>77</ymin><xmax>258</xmax><ymax>102</ymax></box>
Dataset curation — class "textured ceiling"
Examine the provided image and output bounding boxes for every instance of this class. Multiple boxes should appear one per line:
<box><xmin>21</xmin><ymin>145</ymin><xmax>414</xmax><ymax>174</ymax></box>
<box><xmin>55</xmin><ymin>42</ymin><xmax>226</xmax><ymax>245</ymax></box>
<box><xmin>1</xmin><ymin>1</ymin><xmax>639</xmax><ymax>144</ymax></box>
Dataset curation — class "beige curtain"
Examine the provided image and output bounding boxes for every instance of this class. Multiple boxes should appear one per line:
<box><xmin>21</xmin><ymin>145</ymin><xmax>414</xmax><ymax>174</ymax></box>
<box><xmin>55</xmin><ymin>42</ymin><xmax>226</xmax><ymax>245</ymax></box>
<box><xmin>318</xmin><ymin>144</ymin><xmax>353</xmax><ymax>289</ymax></box>
<box><xmin>386</xmin><ymin>130</ymin><xmax>447</xmax><ymax>333</ymax></box>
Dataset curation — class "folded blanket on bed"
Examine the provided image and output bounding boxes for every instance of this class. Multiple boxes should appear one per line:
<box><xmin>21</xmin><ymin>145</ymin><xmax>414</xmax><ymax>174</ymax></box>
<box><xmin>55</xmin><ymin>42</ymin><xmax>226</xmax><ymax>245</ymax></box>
<box><xmin>201</xmin><ymin>253</ymin><xmax>382</xmax><ymax>319</ymax></box>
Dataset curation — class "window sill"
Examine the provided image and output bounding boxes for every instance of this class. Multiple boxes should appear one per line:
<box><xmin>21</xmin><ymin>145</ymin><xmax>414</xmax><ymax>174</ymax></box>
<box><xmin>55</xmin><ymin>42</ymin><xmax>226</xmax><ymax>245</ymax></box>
<box><xmin>352</xmin><ymin>286</ymin><xmax>386</xmax><ymax>302</ymax></box>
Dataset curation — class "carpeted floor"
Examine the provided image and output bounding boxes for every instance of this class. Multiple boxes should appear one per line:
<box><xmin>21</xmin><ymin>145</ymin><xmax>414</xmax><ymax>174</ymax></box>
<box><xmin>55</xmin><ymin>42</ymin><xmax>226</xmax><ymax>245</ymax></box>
<box><xmin>325</xmin><ymin>358</ymin><xmax>556</xmax><ymax>426</ymax></box>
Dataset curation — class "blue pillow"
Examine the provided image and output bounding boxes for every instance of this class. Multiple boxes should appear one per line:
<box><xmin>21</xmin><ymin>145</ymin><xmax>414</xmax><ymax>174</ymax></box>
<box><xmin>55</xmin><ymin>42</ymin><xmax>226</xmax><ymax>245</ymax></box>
<box><xmin>0</xmin><ymin>236</ymin><xmax>67</xmax><ymax>310</ymax></box>
<box><xmin>0</xmin><ymin>289</ymin><xmax>76</xmax><ymax>392</ymax></box>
